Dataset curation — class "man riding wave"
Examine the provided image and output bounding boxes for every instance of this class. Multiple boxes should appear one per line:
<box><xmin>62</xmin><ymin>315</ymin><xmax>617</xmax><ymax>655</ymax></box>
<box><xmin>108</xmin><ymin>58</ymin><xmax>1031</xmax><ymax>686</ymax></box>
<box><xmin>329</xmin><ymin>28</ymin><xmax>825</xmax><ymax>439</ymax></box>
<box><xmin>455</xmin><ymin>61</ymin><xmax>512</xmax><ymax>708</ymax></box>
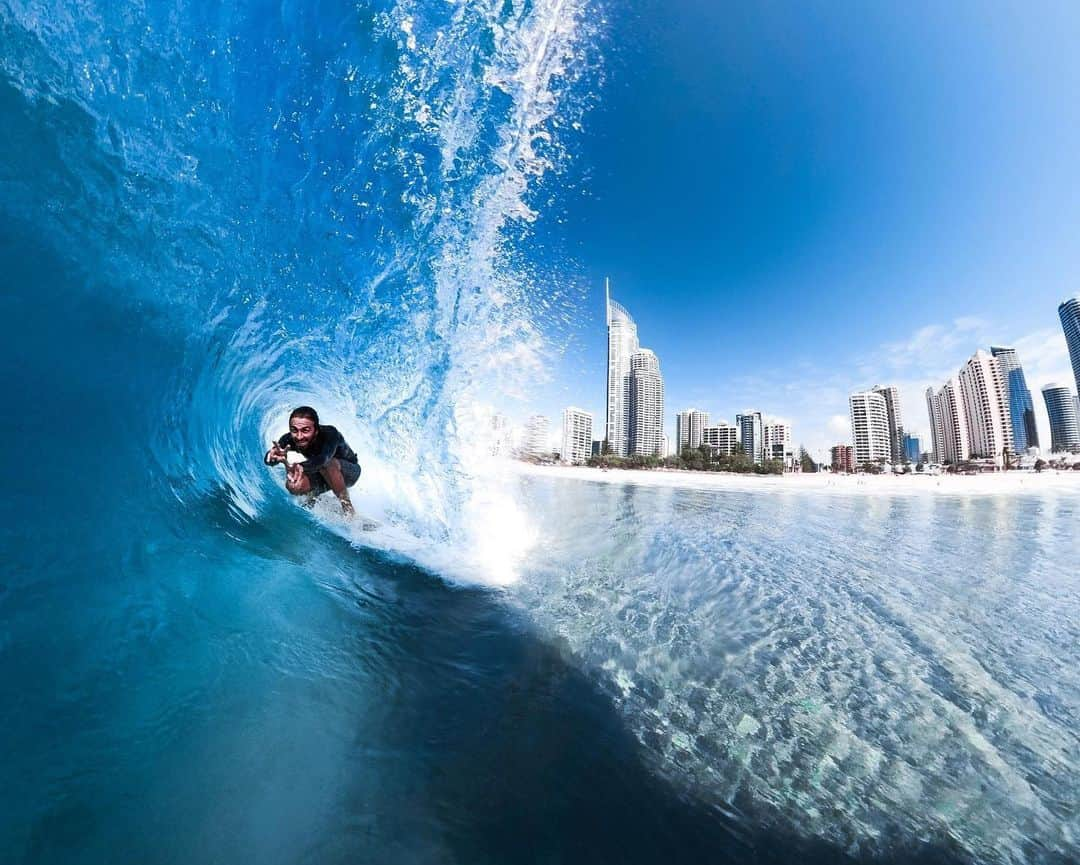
<box><xmin>264</xmin><ymin>406</ymin><xmax>359</xmax><ymax>517</ymax></box>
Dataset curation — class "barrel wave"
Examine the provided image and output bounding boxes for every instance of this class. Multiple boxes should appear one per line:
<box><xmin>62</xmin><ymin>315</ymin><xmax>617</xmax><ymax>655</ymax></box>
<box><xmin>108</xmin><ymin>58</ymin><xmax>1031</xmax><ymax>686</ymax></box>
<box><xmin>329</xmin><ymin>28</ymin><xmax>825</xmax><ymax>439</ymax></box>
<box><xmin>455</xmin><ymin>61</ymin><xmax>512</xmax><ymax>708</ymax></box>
<box><xmin>2</xmin><ymin>0</ymin><xmax>591</xmax><ymax>578</ymax></box>
<box><xmin>2</xmin><ymin>2</ymin><xmax>1078</xmax><ymax>864</ymax></box>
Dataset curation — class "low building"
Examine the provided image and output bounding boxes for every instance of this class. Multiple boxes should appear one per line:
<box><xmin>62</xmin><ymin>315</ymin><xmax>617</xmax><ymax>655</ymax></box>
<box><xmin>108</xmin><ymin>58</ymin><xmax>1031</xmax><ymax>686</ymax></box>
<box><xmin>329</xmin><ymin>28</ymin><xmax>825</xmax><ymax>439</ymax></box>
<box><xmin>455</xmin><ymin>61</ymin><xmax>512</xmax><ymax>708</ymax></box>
<box><xmin>702</xmin><ymin>422</ymin><xmax>739</xmax><ymax>456</ymax></box>
<box><xmin>831</xmin><ymin>444</ymin><xmax>855</xmax><ymax>473</ymax></box>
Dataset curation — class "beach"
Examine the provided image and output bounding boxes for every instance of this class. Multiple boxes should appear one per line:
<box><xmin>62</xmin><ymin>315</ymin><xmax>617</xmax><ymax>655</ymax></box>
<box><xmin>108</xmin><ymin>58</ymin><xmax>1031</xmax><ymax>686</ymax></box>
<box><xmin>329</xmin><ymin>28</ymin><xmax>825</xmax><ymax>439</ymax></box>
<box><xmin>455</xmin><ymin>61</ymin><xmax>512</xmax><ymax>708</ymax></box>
<box><xmin>512</xmin><ymin>461</ymin><xmax>1080</xmax><ymax>496</ymax></box>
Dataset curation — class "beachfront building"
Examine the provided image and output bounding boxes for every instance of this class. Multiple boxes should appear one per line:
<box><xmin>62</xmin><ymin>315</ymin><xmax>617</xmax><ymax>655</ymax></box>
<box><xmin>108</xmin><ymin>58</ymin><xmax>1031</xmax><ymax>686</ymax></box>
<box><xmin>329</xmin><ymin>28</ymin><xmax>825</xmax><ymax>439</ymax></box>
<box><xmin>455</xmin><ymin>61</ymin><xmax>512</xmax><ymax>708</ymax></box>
<box><xmin>990</xmin><ymin>346</ymin><xmax>1039</xmax><ymax>452</ymax></box>
<box><xmin>830</xmin><ymin>444</ymin><xmax>855</xmax><ymax>473</ymax></box>
<box><xmin>490</xmin><ymin>413</ymin><xmax>512</xmax><ymax>457</ymax></box>
<box><xmin>560</xmin><ymin>407</ymin><xmax>594</xmax><ymax>465</ymax></box>
<box><xmin>702</xmin><ymin>422</ymin><xmax>738</xmax><ymax>456</ymax></box>
<box><xmin>872</xmin><ymin>385</ymin><xmax>905</xmax><ymax>464</ymax></box>
<box><xmin>605</xmin><ymin>281</ymin><xmax>640</xmax><ymax>457</ymax></box>
<box><xmin>958</xmin><ymin>349</ymin><xmax>1013</xmax><ymax>465</ymax></box>
<box><xmin>1060</xmin><ymin>297</ymin><xmax>1080</xmax><ymax>396</ymax></box>
<box><xmin>522</xmin><ymin>414</ymin><xmax>550</xmax><ymax>458</ymax></box>
<box><xmin>938</xmin><ymin>378</ymin><xmax>971</xmax><ymax>464</ymax></box>
<box><xmin>1041</xmin><ymin>383</ymin><xmax>1080</xmax><ymax>453</ymax></box>
<box><xmin>736</xmin><ymin>411</ymin><xmax>764</xmax><ymax>464</ymax></box>
<box><xmin>676</xmin><ymin>409</ymin><xmax>709</xmax><ymax>452</ymax></box>
<box><xmin>628</xmin><ymin>349</ymin><xmax>665</xmax><ymax>457</ymax></box>
<box><xmin>925</xmin><ymin>387</ymin><xmax>946</xmax><ymax>464</ymax></box>
<box><xmin>904</xmin><ymin>434</ymin><xmax>922</xmax><ymax>463</ymax></box>
<box><xmin>848</xmin><ymin>391</ymin><xmax>891</xmax><ymax>466</ymax></box>
<box><xmin>763</xmin><ymin>422</ymin><xmax>796</xmax><ymax>469</ymax></box>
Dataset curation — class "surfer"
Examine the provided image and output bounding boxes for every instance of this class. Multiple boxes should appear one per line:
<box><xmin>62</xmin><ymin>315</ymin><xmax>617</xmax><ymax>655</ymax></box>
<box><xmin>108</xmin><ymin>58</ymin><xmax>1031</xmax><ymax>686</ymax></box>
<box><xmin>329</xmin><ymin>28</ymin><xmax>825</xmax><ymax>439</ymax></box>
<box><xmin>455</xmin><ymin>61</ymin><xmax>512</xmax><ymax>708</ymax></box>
<box><xmin>264</xmin><ymin>407</ymin><xmax>359</xmax><ymax>517</ymax></box>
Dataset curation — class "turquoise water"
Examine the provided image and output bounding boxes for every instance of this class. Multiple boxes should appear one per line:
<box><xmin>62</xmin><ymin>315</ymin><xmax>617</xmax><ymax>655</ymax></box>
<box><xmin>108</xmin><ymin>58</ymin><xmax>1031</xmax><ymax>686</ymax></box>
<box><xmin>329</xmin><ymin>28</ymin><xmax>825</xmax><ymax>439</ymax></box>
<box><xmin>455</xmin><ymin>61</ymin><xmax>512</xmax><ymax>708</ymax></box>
<box><xmin>1</xmin><ymin>0</ymin><xmax>1077</xmax><ymax>862</ymax></box>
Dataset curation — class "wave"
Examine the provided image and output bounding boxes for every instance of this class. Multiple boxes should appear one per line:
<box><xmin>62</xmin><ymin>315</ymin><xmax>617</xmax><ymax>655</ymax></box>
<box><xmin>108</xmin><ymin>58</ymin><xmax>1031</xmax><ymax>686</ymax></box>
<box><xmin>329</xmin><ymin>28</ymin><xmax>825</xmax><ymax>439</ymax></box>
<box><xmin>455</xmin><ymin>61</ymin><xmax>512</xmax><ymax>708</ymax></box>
<box><xmin>1</xmin><ymin>0</ymin><xmax>598</xmax><ymax>584</ymax></box>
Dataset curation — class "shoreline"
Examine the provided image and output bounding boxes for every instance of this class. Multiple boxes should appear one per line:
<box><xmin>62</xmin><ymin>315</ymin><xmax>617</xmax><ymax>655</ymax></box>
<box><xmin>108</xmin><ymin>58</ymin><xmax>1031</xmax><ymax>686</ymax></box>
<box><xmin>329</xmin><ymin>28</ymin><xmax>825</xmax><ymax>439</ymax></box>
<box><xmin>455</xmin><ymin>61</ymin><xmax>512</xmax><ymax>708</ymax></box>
<box><xmin>510</xmin><ymin>462</ymin><xmax>1080</xmax><ymax>496</ymax></box>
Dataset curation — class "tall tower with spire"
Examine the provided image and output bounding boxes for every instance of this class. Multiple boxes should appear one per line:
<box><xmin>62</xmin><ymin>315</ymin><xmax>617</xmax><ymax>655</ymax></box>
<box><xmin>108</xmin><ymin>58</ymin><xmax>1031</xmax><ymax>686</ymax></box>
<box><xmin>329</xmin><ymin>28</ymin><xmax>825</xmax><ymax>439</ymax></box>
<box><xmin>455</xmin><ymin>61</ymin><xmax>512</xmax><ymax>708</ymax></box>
<box><xmin>605</xmin><ymin>279</ymin><xmax>640</xmax><ymax>457</ymax></box>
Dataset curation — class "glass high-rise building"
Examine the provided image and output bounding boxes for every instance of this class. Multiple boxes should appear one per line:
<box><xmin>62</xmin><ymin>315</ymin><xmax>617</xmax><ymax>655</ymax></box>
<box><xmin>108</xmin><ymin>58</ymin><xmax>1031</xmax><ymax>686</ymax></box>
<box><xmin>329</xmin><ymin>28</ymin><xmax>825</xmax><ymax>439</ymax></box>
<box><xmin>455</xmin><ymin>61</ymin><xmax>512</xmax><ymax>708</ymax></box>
<box><xmin>1041</xmin><ymin>384</ymin><xmax>1080</xmax><ymax>453</ymax></box>
<box><xmin>990</xmin><ymin>346</ymin><xmax>1039</xmax><ymax>452</ymax></box>
<box><xmin>736</xmin><ymin>411</ymin><xmax>764</xmax><ymax>464</ymax></box>
<box><xmin>605</xmin><ymin>280</ymin><xmax>640</xmax><ymax>457</ymax></box>
<box><xmin>1059</xmin><ymin>297</ymin><xmax>1080</xmax><ymax>397</ymax></box>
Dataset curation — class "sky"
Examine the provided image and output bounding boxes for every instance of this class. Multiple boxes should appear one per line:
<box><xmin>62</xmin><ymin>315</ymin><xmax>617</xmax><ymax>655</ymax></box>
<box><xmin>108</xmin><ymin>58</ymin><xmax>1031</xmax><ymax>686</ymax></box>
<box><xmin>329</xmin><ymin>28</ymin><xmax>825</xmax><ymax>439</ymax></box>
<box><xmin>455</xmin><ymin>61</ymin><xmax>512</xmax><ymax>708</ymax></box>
<box><xmin>525</xmin><ymin>0</ymin><xmax>1080</xmax><ymax>458</ymax></box>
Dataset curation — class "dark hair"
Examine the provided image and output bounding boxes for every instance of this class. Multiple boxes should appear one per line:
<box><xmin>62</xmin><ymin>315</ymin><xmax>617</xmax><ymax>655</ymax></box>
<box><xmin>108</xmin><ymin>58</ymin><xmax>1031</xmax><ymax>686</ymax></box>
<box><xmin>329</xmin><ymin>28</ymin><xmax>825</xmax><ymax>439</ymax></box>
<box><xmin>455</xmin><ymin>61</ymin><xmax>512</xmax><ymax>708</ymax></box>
<box><xmin>289</xmin><ymin>406</ymin><xmax>320</xmax><ymax>427</ymax></box>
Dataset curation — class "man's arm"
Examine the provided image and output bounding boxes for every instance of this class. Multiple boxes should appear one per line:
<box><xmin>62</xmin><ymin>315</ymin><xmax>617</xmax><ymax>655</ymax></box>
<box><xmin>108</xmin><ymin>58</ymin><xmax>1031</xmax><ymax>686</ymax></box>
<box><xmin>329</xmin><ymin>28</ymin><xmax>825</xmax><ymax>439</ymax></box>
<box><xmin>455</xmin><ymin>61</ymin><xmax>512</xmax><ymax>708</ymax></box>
<box><xmin>264</xmin><ymin>434</ymin><xmax>292</xmax><ymax>466</ymax></box>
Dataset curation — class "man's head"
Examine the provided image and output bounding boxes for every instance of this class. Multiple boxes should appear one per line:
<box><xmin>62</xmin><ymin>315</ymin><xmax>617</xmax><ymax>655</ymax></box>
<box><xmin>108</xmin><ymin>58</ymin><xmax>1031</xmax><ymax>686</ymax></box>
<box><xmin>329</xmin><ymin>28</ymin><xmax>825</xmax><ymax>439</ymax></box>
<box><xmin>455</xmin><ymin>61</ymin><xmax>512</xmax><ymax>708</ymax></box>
<box><xmin>289</xmin><ymin>406</ymin><xmax>320</xmax><ymax>449</ymax></box>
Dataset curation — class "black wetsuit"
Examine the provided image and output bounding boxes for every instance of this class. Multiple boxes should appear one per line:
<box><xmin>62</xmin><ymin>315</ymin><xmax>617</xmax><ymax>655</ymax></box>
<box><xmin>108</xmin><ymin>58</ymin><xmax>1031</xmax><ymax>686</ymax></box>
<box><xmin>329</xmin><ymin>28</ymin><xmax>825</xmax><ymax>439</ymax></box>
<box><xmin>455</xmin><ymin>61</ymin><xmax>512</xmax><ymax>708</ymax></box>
<box><xmin>265</xmin><ymin>425</ymin><xmax>361</xmax><ymax>495</ymax></box>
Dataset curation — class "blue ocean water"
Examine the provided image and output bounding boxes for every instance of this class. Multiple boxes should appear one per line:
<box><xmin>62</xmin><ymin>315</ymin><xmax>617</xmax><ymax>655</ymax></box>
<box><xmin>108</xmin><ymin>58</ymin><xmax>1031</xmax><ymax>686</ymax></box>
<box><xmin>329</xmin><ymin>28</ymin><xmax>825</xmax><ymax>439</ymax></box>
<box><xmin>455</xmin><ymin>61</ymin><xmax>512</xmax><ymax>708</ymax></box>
<box><xmin>1</xmin><ymin>1</ymin><xmax>1078</xmax><ymax>863</ymax></box>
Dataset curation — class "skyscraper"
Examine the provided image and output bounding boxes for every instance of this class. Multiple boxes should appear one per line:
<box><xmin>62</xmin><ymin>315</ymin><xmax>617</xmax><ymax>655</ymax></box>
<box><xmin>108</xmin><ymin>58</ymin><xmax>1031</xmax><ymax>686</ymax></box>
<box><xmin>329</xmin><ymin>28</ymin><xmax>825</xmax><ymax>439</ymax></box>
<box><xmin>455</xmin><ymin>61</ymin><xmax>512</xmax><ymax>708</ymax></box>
<box><xmin>1041</xmin><ymin>384</ymin><xmax>1080</xmax><ymax>453</ymax></box>
<box><xmin>903</xmin><ymin>434</ymin><xmax>921</xmax><ymax>463</ymax></box>
<box><xmin>958</xmin><ymin>349</ymin><xmax>1013</xmax><ymax>464</ymax></box>
<box><xmin>925</xmin><ymin>387</ymin><xmax>946</xmax><ymax>464</ymax></box>
<box><xmin>938</xmin><ymin>378</ymin><xmax>971</xmax><ymax>465</ymax></box>
<box><xmin>1059</xmin><ymin>297</ymin><xmax>1080</xmax><ymax>397</ymax></box>
<box><xmin>871</xmin><ymin>385</ymin><xmax>904</xmax><ymax>463</ymax></box>
<box><xmin>628</xmin><ymin>349</ymin><xmax>664</xmax><ymax>457</ymax></box>
<box><xmin>676</xmin><ymin>409</ymin><xmax>709</xmax><ymax>452</ymax></box>
<box><xmin>561</xmin><ymin>407</ymin><xmax>594</xmax><ymax>465</ymax></box>
<box><xmin>605</xmin><ymin>280</ymin><xmax>640</xmax><ymax>457</ymax></box>
<box><xmin>736</xmin><ymin>411</ymin><xmax>763</xmax><ymax>463</ymax></box>
<box><xmin>848</xmin><ymin>391</ymin><xmax>891</xmax><ymax>466</ymax></box>
<box><xmin>990</xmin><ymin>346</ymin><xmax>1039</xmax><ymax>452</ymax></box>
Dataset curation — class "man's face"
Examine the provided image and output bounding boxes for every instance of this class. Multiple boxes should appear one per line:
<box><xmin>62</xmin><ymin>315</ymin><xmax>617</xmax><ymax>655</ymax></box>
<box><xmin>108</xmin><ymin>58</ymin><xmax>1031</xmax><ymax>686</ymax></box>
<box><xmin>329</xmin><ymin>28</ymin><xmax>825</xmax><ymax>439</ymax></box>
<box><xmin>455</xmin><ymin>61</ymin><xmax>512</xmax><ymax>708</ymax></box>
<box><xmin>290</xmin><ymin>417</ymin><xmax>317</xmax><ymax>449</ymax></box>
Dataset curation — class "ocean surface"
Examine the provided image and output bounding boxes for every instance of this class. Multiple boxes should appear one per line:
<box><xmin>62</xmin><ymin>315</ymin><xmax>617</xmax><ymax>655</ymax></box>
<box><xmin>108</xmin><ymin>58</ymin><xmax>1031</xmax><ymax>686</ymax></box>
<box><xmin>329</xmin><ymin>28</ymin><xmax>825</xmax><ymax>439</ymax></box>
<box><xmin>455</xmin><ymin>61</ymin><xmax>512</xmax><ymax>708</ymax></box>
<box><xmin>2</xmin><ymin>0</ymin><xmax>1078</xmax><ymax>863</ymax></box>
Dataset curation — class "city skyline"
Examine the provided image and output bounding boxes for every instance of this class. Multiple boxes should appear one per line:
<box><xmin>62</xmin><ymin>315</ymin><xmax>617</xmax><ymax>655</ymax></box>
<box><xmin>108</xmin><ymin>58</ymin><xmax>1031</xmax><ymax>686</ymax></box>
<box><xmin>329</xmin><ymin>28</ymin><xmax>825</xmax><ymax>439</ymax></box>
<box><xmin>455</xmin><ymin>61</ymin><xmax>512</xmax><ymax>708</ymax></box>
<box><xmin>521</xmin><ymin>0</ymin><xmax>1080</xmax><ymax>461</ymax></box>
<box><xmin>524</xmin><ymin>289</ymin><xmax>1077</xmax><ymax>461</ymax></box>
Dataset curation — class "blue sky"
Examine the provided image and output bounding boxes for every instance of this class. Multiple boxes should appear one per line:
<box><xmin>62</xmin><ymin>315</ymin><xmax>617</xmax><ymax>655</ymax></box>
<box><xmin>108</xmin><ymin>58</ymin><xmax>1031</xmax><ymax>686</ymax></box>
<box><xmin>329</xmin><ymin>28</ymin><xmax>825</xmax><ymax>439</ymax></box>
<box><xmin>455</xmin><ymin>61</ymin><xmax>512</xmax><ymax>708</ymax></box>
<box><xmin>527</xmin><ymin>0</ymin><xmax>1080</xmax><ymax>456</ymax></box>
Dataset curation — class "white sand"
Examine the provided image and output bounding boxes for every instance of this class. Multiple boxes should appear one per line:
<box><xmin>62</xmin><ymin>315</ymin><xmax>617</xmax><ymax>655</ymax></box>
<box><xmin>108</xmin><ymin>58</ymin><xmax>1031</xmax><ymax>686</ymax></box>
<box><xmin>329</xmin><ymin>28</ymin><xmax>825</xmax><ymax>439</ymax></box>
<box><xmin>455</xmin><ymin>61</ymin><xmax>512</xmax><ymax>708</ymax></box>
<box><xmin>510</xmin><ymin>462</ymin><xmax>1080</xmax><ymax>496</ymax></box>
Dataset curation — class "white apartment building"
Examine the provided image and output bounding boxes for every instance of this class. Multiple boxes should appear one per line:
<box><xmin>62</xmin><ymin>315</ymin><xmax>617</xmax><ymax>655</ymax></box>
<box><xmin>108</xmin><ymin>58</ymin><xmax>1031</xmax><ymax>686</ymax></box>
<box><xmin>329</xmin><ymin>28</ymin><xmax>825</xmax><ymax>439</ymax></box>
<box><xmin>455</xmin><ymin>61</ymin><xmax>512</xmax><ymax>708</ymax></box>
<box><xmin>522</xmin><ymin>414</ymin><xmax>550</xmax><ymax>458</ymax></box>
<box><xmin>925</xmin><ymin>387</ymin><xmax>945</xmax><ymax>464</ymax></box>
<box><xmin>938</xmin><ymin>378</ymin><xmax>971</xmax><ymax>464</ymax></box>
<box><xmin>849</xmin><ymin>391</ymin><xmax>891</xmax><ymax>466</ymax></box>
<box><xmin>871</xmin><ymin>384</ymin><xmax>904</xmax><ymax>464</ymax></box>
<box><xmin>763</xmin><ymin>422</ymin><xmax>796</xmax><ymax>469</ymax></box>
<box><xmin>702</xmin><ymin>422</ymin><xmax>738</xmax><ymax>456</ymax></box>
<box><xmin>490</xmin><ymin>413</ymin><xmax>511</xmax><ymax>458</ymax></box>
<box><xmin>959</xmin><ymin>349</ymin><xmax>1013</xmax><ymax>464</ymax></box>
<box><xmin>676</xmin><ymin>409</ymin><xmax>709</xmax><ymax>452</ymax></box>
<box><xmin>628</xmin><ymin>349</ymin><xmax>665</xmax><ymax>457</ymax></box>
<box><xmin>561</xmin><ymin>407</ymin><xmax>594</xmax><ymax>465</ymax></box>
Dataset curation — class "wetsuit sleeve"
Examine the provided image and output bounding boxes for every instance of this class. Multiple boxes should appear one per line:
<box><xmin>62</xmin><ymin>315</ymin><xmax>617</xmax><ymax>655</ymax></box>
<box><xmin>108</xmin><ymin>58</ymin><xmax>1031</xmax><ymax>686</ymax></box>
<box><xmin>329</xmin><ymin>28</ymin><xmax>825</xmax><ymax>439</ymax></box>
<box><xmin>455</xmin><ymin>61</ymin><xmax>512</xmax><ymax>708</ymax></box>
<box><xmin>264</xmin><ymin>433</ymin><xmax>293</xmax><ymax>465</ymax></box>
<box><xmin>298</xmin><ymin>428</ymin><xmax>341</xmax><ymax>475</ymax></box>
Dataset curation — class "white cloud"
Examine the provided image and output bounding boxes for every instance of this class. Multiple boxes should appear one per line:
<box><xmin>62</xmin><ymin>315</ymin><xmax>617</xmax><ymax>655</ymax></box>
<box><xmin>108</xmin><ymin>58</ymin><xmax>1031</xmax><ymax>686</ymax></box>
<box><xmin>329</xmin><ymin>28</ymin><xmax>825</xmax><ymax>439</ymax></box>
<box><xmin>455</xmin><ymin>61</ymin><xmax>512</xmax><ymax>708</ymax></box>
<box><xmin>826</xmin><ymin>414</ymin><xmax>849</xmax><ymax>438</ymax></box>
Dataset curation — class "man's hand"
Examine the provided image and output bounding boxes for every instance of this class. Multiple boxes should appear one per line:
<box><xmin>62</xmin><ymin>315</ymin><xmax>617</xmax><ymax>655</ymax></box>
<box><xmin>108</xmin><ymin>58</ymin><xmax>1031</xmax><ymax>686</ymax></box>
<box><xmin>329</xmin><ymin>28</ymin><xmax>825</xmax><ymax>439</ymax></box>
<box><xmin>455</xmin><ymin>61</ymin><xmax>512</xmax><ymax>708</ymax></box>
<box><xmin>286</xmin><ymin>461</ymin><xmax>306</xmax><ymax>492</ymax></box>
<box><xmin>267</xmin><ymin>442</ymin><xmax>288</xmax><ymax>465</ymax></box>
